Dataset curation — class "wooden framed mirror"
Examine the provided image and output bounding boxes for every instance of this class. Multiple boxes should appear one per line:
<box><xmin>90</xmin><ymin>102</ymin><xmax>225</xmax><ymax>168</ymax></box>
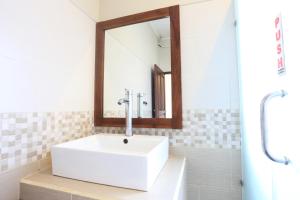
<box><xmin>94</xmin><ymin>5</ymin><xmax>182</xmax><ymax>129</ymax></box>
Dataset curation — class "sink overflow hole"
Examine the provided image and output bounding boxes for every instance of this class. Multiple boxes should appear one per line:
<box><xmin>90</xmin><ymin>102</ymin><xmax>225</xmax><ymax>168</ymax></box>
<box><xmin>123</xmin><ymin>139</ymin><xmax>128</xmax><ymax>144</ymax></box>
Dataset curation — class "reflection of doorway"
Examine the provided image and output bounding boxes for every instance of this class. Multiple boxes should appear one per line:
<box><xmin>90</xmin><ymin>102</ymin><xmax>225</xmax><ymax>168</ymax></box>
<box><xmin>152</xmin><ymin>64</ymin><xmax>166</xmax><ymax>118</ymax></box>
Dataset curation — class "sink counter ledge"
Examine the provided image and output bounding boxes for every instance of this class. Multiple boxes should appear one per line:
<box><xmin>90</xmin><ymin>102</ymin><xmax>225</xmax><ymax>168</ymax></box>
<box><xmin>20</xmin><ymin>156</ymin><xmax>186</xmax><ymax>200</ymax></box>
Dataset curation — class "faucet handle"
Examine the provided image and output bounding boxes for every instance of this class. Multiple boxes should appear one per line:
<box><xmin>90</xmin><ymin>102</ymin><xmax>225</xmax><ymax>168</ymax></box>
<box><xmin>117</xmin><ymin>98</ymin><xmax>129</xmax><ymax>105</ymax></box>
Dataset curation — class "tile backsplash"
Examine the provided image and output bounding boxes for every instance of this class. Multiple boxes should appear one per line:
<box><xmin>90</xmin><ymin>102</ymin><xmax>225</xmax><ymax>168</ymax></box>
<box><xmin>0</xmin><ymin>111</ymin><xmax>93</xmax><ymax>173</ymax></box>
<box><xmin>96</xmin><ymin>109</ymin><xmax>240</xmax><ymax>149</ymax></box>
<box><xmin>0</xmin><ymin>109</ymin><xmax>240</xmax><ymax>172</ymax></box>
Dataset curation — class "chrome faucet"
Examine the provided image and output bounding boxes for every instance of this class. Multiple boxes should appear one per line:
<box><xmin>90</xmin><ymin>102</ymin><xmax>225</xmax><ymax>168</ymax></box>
<box><xmin>137</xmin><ymin>92</ymin><xmax>148</xmax><ymax>118</ymax></box>
<box><xmin>117</xmin><ymin>89</ymin><xmax>133</xmax><ymax>137</ymax></box>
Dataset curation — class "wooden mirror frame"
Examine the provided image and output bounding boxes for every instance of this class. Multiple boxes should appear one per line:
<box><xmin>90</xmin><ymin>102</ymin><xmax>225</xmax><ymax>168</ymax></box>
<box><xmin>94</xmin><ymin>5</ymin><xmax>182</xmax><ymax>129</ymax></box>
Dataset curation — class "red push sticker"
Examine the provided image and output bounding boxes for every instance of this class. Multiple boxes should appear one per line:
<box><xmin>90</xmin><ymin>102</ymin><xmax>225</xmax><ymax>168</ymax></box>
<box><xmin>275</xmin><ymin>14</ymin><xmax>286</xmax><ymax>75</ymax></box>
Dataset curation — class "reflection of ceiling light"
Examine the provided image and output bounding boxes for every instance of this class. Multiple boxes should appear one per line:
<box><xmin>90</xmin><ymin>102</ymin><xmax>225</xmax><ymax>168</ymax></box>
<box><xmin>158</xmin><ymin>37</ymin><xmax>170</xmax><ymax>48</ymax></box>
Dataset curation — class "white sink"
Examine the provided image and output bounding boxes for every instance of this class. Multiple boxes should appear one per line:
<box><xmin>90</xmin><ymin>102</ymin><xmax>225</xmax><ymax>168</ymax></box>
<box><xmin>51</xmin><ymin>134</ymin><xmax>169</xmax><ymax>191</ymax></box>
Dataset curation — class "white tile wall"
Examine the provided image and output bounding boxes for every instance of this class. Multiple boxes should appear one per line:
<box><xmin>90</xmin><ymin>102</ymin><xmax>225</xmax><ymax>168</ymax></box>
<box><xmin>170</xmin><ymin>147</ymin><xmax>241</xmax><ymax>200</ymax></box>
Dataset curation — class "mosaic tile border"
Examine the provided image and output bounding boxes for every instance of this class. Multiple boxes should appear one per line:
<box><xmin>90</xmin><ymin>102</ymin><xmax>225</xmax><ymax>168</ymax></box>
<box><xmin>104</xmin><ymin>110</ymin><xmax>152</xmax><ymax>118</ymax></box>
<box><xmin>96</xmin><ymin>109</ymin><xmax>241</xmax><ymax>149</ymax></box>
<box><xmin>0</xmin><ymin>109</ymin><xmax>240</xmax><ymax>174</ymax></box>
<box><xmin>0</xmin><ymin>111</ymin><xmax>93</xmax><ymax>173</ymax></box>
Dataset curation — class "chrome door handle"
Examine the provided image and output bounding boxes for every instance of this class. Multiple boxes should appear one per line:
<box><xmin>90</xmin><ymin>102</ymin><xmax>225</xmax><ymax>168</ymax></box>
<box><xmin>260</xmin><ymin>90</ymin><xmax>290</xmax><ymax>165</ymax></box>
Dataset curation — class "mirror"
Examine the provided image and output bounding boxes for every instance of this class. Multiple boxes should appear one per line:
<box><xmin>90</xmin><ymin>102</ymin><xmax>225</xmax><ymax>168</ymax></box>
<box><xmin>95</xmin><ymin>5</ymin><xmax>182</xmax><ymax>128</ymax></box>
<box><xmin>103</xmin><ymin>18</ymin><xmax>172</xmax><ymax>119</ymax></box>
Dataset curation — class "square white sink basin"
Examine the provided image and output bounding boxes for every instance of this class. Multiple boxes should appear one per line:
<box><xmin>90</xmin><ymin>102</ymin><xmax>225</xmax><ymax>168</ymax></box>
<box><xmin>51</xmin><ymin>134</ymin><xmax>169</xmax><ymax>191</ymax></box>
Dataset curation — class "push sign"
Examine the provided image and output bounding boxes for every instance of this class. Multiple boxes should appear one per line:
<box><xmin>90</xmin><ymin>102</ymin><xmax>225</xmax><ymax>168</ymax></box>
<box><xmin>275</xmin><ymin>14</ymin><xmax>286</xmax><ymax>75</ymax></box>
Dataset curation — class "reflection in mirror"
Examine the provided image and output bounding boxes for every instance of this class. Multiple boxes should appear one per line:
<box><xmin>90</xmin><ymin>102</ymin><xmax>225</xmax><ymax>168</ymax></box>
<box><xmin>103</xmin><ymin>18</ymin><xmax>172</xmax><ymax>119</ymax></box>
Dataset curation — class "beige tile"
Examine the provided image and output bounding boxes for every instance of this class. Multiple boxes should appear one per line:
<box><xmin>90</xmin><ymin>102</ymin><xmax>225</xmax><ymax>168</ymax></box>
<box><xmin>169</xmin><ymin>147</ymin><xmax>186</xmax><ymax>157</ymax></box>
<box><xmin>170</xmin><ymin>147</ymin><xmax>238</xmax><ymax>198</ymax></box>
<box><xmin>230</xmin><ymin>188</ymin><xmax>242</xmax><ymax>200</ymax></box>
<box><xmin>185</xmin><ymin>157</ymin><xmax>231</xmax><ymax>187</ymax></box>
<box><xmin>39</xmin><ymin>155</ymin><xmax>52</xmax><ymax>170</ymax></box>
<box><xmin>0</xmin><ymin>161</ymin><xmax>39</xmax><ymax>200</ymax></box>
<box><xmin>20</xmin><ymin>183</ymin><xmax>71</xmax><ymax>200</ymax></box>
<box><xmin>198</xmin><ymin>186</ymin><xmax>232</xmax><ymax>200</ymax></box>
<box><xmin>185</xmin><ymin>148</ymin><xmax>232</xmax><ymax>174</ymax></box>
<box><xmin>72</xmin><ymin>194</ymin><xmax>99</xmax><ymax>200</ymax></box>
<box><xmin>231</xmin><ymin>174</ymin><xmax>242</xmax><ymax>191</ymax></box>
<box><xmin>21</xmin><ymin>161</ymin><xmax>40</xmax><ymax>177</ymax></box>
<box><xmin>187</xmin><ymin>184</ymin><xmax>200</xmax><ymax>200</ymax></box>
<box><xmin>231</xmin><ymin>150</ymin><xmax>241</xmax><ymax>176</ymax></box>
<box><xmin>20</xmin><ymin>156</ymin><xmax>185</xmax><ymax>200</ymax></box>
<box><xmin>187</xmin><ymin>170</ymin><xmax>231</xmax><ymax>190</ymax></box>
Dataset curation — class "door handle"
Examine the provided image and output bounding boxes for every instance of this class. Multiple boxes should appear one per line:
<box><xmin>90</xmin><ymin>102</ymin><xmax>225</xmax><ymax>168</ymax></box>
<box><xmin>260</xmin><ymin>90</ymin><xmax>290</xmax><ymax>165</ymax></box>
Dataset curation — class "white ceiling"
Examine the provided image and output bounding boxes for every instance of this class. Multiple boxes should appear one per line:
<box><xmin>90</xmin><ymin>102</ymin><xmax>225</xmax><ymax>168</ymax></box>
<box><xmin>148</xmin><ymin>17</ymin><xmax>170</xmax><ymax>40</ymax></box>
<box><xmin>148</xmin><ymin>18</ymin><xmax>170</xmax><ymax>48</ymax></box>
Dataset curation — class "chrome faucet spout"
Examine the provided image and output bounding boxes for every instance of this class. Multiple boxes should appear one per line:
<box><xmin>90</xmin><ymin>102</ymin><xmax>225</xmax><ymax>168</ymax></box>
<box><xmin>117</xmin><ymin>89</ymin><xmax>133</xmax><ymax>137</ymax></box>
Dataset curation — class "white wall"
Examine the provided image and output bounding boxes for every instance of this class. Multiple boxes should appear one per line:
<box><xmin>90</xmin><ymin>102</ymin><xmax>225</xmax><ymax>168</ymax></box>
<box><xmin>0</xmin><ymin>0</ymin><xmax>96</xmax><ymax>113</ymax></box>
<box><xmin>71</xmin><ymin>0</ymin><xmax>100</xmax><ymax>21</ymax></box>
<box><xmin>104</xmin><ymin>23</ymin><xmax>159</xmax><ymax>117</ymax></box>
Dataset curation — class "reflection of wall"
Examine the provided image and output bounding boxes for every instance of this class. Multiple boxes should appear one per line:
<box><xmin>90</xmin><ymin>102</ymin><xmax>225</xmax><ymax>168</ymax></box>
<box><xmin>107</xmin><ymin>23</ymin><xmax>159</xmax><ymax>69</ymax></box>
<box><xmin>165</xmin><ymin>74</ymin><xmax>172</xmax><ymax>118</ymax></box>
<box><xmin>157</xmin><ymin>46</ymin><xmax>171</xmax><ymax>72</ymax></box>
<box><xmin>104</xmin><ymin>23</ymin><xmax>160</xmax><ymax>117</ymax></box>
<box><xmin>97</xmin><ymin>1</ymin><xmax>241</xmax><ymax>200</ymax></box>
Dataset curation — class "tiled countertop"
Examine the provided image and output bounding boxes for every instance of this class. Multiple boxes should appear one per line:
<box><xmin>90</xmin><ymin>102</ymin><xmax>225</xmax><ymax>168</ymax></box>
<box><xmin>20</xmin><ymin>156</ymin><xmax>186</xmax><ymax>200</ymax></box>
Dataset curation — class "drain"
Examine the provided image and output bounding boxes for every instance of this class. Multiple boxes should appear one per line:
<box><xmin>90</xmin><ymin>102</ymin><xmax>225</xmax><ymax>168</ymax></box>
<box><xmin>123</xmin><ymin>138</ymin><xmax>128</xmax><ymax>144</ymax></box>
